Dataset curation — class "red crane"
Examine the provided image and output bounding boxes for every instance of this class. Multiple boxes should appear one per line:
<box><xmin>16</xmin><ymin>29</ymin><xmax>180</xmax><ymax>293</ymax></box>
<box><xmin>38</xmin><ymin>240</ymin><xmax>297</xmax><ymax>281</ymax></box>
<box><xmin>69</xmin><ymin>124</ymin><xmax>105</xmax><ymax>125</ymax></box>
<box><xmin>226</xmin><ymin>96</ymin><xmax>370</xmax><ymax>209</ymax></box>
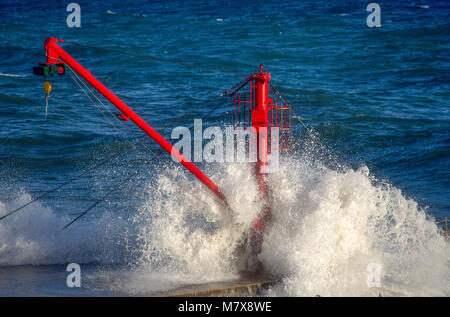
<box><xmin>37</xmin><ymin>37</ymin><xmax>228</xmax><ymax>206</ymax></box>
<box><xmin>33</xmin><ymin>38</ymin><xmax>293</xmax><ymax>267</ymax></box>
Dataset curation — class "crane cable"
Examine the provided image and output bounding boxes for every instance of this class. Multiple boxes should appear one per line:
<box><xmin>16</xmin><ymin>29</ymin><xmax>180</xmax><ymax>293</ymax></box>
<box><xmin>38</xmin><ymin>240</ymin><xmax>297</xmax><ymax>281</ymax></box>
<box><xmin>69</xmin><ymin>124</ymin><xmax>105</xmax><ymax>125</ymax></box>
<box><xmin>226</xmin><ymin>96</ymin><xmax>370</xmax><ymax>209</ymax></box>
<box><xmin>269</xmin><ymin>81</ymin><xmax>340</xmax><ymax>168</ymax></box>
<box><xmin>0</xmin><ymin>63</ymin><xmax>248</xmax><ymax>227</ymax></box>
<box><xmin>64</xmin><ymin>65</ymin><xmax>241</xmax><ymax>228</ymax></box>
<box><xmin>65</xmin><ymin>64</ymin><xmax>248</xmax><ymax>207</ymax></box>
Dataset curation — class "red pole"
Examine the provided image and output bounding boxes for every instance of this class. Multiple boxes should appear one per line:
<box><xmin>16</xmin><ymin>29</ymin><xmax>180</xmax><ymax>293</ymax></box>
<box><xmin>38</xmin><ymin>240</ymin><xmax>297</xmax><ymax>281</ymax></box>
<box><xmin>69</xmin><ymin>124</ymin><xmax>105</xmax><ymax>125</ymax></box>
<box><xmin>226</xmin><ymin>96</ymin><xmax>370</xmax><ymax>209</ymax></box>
<box><xmin>243</xmin><ymin>64</ymin><xmax>271</xmax><ymax>273</ymax></box>
<box><xmin>43</xmin><ymin>38</ymin><xmax>228</xmax><ymax>206</ymax></box>
<box><xmin>251</xmin><ymin>64</ymin><xmax>271</xmax><ymax>230</ymax></box>
<box><xmin>252</xmin><ymin>64</ymin><xmax>270</xmax><ymax>201</ymax></box>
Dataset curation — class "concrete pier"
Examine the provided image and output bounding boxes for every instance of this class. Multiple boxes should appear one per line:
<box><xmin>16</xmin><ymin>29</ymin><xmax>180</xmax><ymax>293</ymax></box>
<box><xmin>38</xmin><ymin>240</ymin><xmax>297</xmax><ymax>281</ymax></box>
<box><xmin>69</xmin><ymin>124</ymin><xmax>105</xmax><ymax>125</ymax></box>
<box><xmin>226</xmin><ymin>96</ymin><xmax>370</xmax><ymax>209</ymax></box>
<box><xmin>165</xmin><ymin>279</ymin><xmax>278</xmax><ymax>297</ymax></box>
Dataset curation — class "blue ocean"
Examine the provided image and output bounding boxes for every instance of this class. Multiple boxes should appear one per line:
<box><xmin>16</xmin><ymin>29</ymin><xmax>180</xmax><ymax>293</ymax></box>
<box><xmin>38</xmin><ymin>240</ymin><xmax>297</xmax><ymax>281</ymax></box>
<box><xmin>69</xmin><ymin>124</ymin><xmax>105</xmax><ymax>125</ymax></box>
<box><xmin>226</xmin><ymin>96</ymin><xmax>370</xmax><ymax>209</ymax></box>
<box><xmin>0</xmin><ymin>0</ymin><xmax>448</xmax><ymax>296</ymax></box>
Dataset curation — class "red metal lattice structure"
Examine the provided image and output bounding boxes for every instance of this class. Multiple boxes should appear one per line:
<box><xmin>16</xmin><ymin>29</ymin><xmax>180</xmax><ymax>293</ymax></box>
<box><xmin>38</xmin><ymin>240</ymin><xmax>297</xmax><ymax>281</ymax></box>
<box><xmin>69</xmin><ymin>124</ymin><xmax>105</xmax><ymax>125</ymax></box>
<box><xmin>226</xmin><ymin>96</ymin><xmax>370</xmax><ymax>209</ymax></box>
<box><xmin>231</xmin><ymin>66</ymin><xmax>293</xmax><ymax>154</ymax></box>
<box><xmin>268</xmin><ymin>100</ymin><xmax>294</xmax><ymax>152</ymax></box>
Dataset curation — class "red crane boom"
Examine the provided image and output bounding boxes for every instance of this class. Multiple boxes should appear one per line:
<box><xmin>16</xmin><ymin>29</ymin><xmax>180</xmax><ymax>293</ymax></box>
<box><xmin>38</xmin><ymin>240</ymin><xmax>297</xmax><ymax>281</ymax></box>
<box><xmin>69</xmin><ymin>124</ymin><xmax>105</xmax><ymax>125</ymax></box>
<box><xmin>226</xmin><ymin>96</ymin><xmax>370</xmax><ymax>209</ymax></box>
<box><xmin>39</xmin><ymin>37</ymin><xmax>228</xmax><ymax>206</ymax></box>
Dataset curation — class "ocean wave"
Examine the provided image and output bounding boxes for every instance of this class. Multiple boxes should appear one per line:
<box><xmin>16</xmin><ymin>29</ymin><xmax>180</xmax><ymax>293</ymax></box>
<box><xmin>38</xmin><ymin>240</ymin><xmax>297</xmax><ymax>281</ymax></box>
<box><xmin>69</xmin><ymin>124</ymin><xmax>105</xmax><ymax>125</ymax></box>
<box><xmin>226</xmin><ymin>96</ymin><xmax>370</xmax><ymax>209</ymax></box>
<box><xmin>1</xmin><ymin>153</ymin><xmax>448</xmax><ymax>295</ymax></box>
<box><xmin>0</xmin><ymin>191</ymin><xmax>133</xmax><ymax>266</ymax></box>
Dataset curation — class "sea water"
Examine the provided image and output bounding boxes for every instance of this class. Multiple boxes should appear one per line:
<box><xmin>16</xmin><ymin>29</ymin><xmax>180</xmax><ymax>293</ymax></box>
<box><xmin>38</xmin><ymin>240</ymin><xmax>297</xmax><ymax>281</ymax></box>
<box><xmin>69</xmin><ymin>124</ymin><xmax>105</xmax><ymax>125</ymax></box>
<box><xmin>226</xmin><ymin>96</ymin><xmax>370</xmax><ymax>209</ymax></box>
<box><xmin>0</xmin><ymin>0</ymin><xmax>448</xmax><ymax>296</ymax></box>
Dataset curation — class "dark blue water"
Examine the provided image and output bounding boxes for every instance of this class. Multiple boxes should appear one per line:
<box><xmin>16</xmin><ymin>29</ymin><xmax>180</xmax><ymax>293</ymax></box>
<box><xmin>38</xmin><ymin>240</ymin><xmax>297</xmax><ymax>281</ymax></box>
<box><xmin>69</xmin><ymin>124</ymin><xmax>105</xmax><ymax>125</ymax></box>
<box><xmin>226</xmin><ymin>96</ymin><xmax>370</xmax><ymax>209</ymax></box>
<box><xmin>0</xmin><ymin>0</ymin><xmax>448</xmax><ymax>296</ymax></box>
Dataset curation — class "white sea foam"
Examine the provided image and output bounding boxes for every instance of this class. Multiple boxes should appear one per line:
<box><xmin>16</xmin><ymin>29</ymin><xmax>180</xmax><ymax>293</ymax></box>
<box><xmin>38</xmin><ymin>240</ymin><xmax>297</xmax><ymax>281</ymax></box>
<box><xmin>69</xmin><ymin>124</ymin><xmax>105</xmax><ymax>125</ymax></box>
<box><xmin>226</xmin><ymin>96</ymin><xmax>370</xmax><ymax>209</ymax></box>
<box><xmin>0</xmin><ymin>73</ymin><xmax>24</xmax><ymax>78</ymax></box>
<box><xmin>121</xmin><ymin>155</ymin><xmax>448</xmax><ymax>296</ymax></box>
<box><xmin>259</xmin><ymin>159</ymin><xmax>449</xmax><ymax>296</ymax></box>
<box><xmin>1</xmin><ymin>153</ymin><xmax>448</xmax><ymax>296</ymax></box>
<box><xmin>0</xmin><ymin>191</ymin><xmax>131</xmax><ymax>266</ymax></box>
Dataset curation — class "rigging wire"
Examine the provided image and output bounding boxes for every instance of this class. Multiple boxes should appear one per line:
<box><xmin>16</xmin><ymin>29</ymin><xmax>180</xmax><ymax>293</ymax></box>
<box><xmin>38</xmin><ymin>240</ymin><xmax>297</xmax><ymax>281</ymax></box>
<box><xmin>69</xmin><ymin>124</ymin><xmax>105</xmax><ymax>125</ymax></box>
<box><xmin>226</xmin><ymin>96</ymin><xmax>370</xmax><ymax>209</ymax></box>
<box><xmin>269</xmin><ymin>81</ymin><xmax>340</xmax><ymax>167</ymax></box>
<box><xmin>4</xmin><ymin>41</ymin><xmax>318</xmax><ymax>227</ymax></box>
<box><xmin>67</xmin><ymin>62</ymin><xmax>248</xmax><ymax>157</ymax></box>
<box><xmin>0</xmin><ymin>156</ymin><xmax>119</xmax><ymax>221</ymax></box>
<box><xmin>63</xmin><ymin>65</ymin><xmax>237</xmax><ymax>228</ymax></box>
<box><xmin>26</xmin><ymin>59</ymin><xmax>249</xmax><ymax>227</ymax></box>
<box><xmin>62</xmin><ymin>169</ymin><xmax>139</xmax><ymax>230</ymax></box>
<box><xmin>65</xmin><ymin>64</ymin><xmax>244</xmax><ymax>206</ymax></box>
<box><xmin>66</xmin><ymin>66</ymin><xmax>140</xmax><ymax>151</ymax></box>
<box><xmin>1</xmin><ymin>68</ymin><xmax>246</xmax><ymax>224</ymax></box>
<box><xmin>57</xmin><ymin>43</ymin><xmax>340</xmax><ymax>227</ymax></box>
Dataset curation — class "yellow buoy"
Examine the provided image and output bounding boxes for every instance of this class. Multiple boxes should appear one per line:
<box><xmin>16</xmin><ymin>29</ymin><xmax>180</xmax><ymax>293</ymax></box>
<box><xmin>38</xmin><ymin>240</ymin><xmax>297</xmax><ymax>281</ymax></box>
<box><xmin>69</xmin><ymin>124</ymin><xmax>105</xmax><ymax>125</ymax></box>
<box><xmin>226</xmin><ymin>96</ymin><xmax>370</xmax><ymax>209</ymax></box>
<box><xmin>44</xmin><ymin>81</ymin><xmax>51</xmax><ymax>116</ymax></box>
<box><xmin>44</xmin><ymin>81</ymin><xmax>52</xmax><ymax>97</ymax></box>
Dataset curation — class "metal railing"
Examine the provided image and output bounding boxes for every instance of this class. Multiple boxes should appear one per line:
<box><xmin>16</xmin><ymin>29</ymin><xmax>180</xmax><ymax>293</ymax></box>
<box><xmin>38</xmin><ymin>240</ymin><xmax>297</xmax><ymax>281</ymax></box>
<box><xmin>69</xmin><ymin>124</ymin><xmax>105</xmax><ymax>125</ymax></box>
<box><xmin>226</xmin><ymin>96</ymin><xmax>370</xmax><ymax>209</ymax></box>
<box><xmin>436</xmin><ymin>217</ymin><xmax>449</xmax><ymax>238</ymax></box>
